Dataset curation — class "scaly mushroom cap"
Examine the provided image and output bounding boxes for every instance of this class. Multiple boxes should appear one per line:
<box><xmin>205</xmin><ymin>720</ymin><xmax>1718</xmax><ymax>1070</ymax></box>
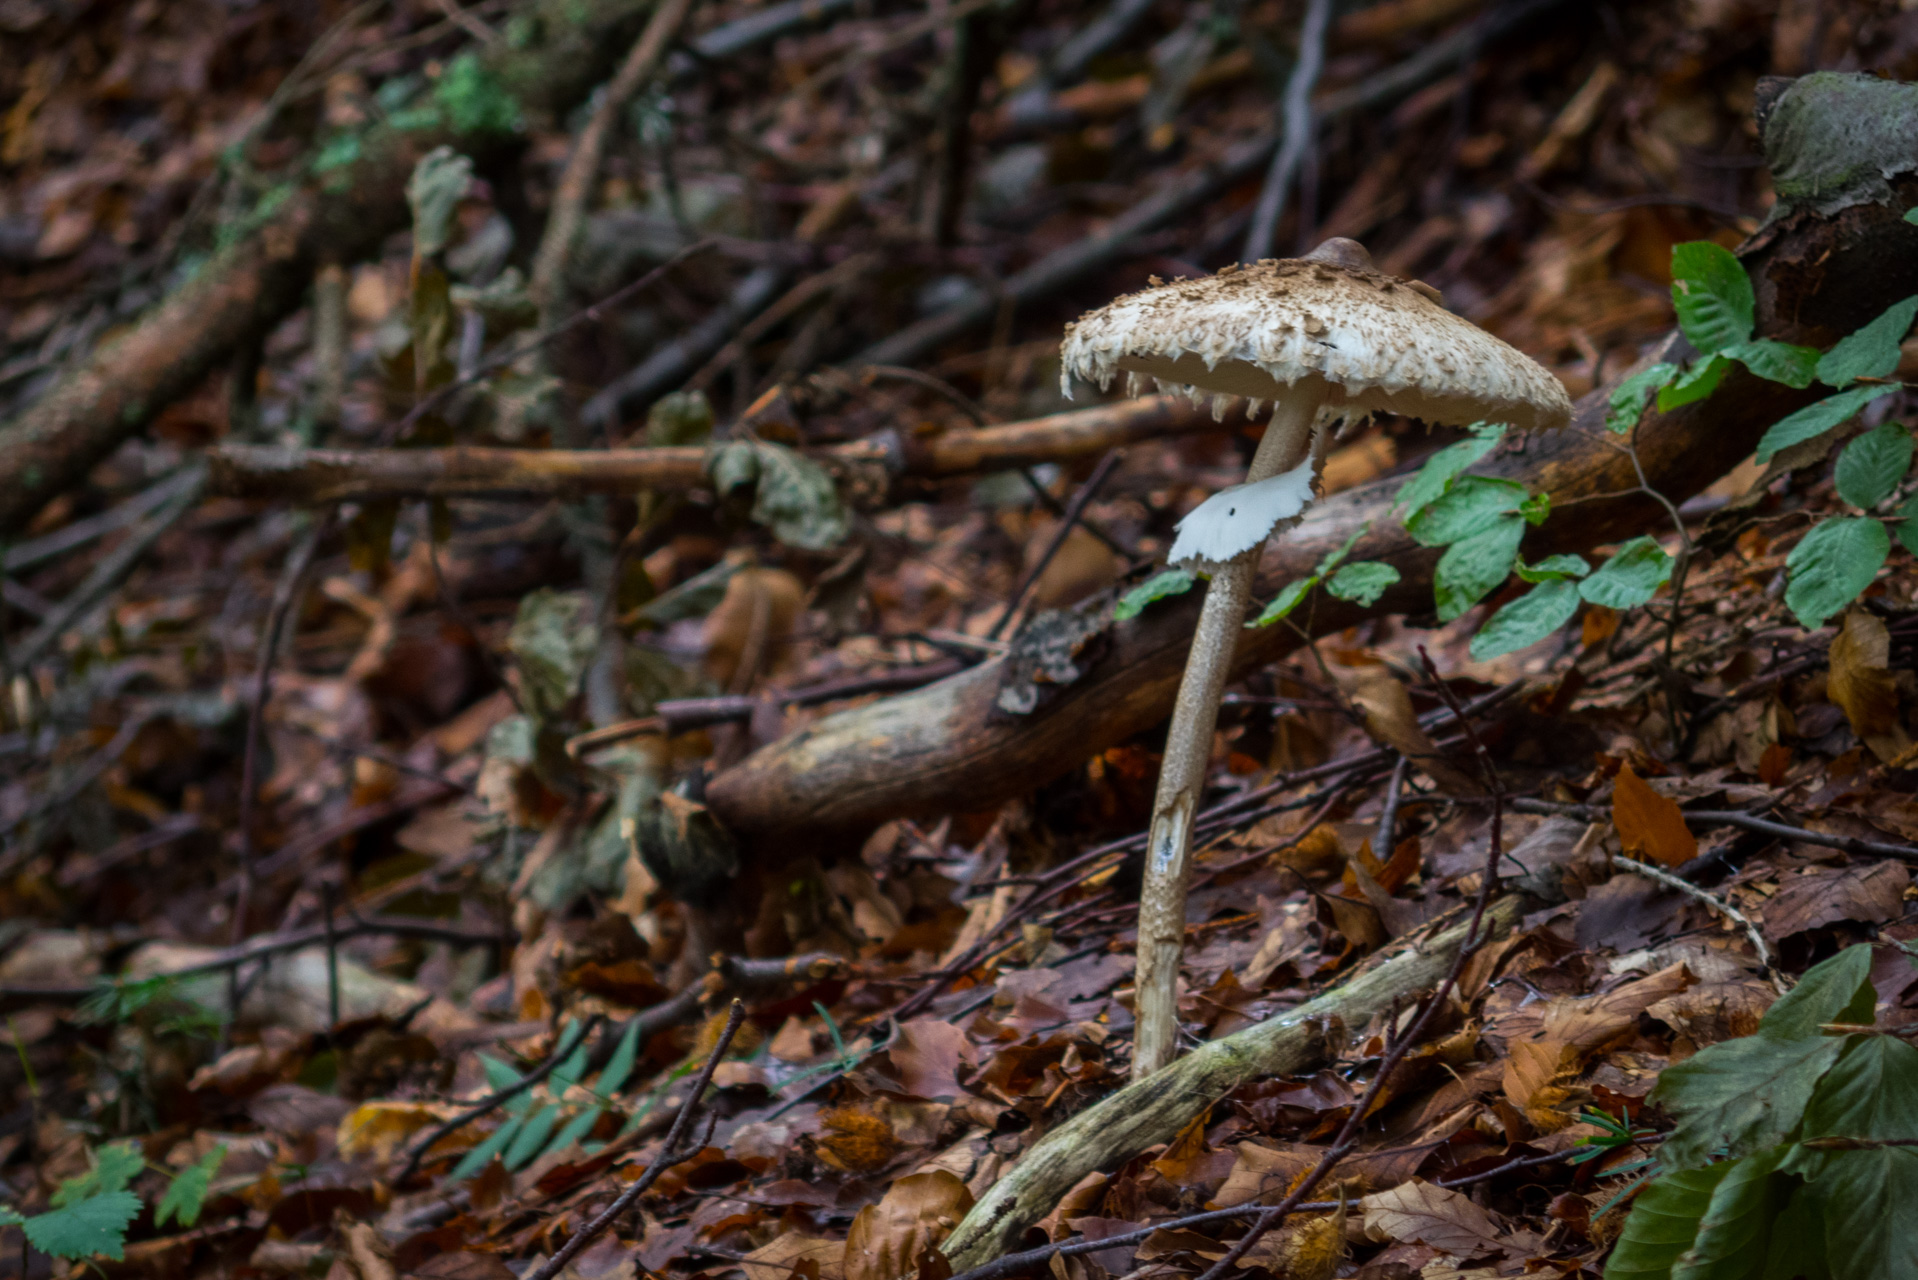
<box><xmin>1060</xmin><ymin>256</ymin><xmax>1574</xmax><ymax>432</ymax></box>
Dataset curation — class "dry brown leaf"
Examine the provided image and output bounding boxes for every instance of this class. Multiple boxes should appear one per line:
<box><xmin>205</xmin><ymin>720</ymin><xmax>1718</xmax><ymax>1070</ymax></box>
<box><xmin>817</xmin><ymin>1108</ymin><xmax>904</xmax><ymax>1173</ymax></box>
<box><xmin>1762</xmin><ymin>861</ymin><xmax>1910</xmax><ymax>939</ymax></box>
<box><xmin>1501</xmin><ymin>1038</ymin><xmax>1576</xmax><ymax>1112</ymax></box>
<box><xmin>1611</xmin><ymin>764</ymin><xmax>1696</xmax><ymax>867</ymax></box>
<box><xmin>703</xmin><ymin>566</ymin><xmax>804</xmax><ymax>690</ymax></box>
<box><xmin>743</xmin><ymin>1235</ymin><xmax>845</xmax><ymax>1280</ymax></box>
<box><xmin>1829</xmin><ymin>610</ymin><xmax>1911</xmax><ymax>762</ymax></box>
<box><xmin>1341</xmin><ymin>669</ymin><xmax>1481</xmax><ymax>796</ymax></box>
<box><xmin>1359</xmin><ymin>1179</ymin><xmax>1508</xmax><ymax>1259</ymax></box>
<box><xmin>843</xmin><ymin>1170</ymin><xmax>974</xmax><ymax>1280</ymax></box>
<box><xmin>889</xmin><ymin>1019</ymin><xmax>977</xmax><ymax>1101</ymax></box>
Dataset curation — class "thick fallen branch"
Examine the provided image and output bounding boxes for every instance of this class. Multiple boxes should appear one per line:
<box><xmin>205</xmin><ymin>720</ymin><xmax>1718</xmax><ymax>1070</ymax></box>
<box><xmin>941</xmin><ymin>894</ymin><xmax>1529</xmax><ymax>1268</ymax></box>
<box><xmin>207</xmin><ymin>394</ymin><xmax>1233</xmax><ymax>502</ymax></box>
<box><xmin>704</xmin><ymin>77</ymin><xmax>1918</xmax><ymax>842</ymax></box>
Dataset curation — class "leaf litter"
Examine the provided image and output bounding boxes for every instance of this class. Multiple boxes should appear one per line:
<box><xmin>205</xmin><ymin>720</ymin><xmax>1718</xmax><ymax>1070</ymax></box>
<box><xmin>3</xmin><ymin>0</ymin><xmax>1918</xmax><ymax>1278</ymax></box>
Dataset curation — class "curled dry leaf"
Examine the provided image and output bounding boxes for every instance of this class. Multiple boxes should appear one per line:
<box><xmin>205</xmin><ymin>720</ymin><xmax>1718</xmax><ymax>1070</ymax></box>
<box><xmin>843</xmin><ymin>1170</ymin><xmax>975</xmax><ymax>1280</ymax></box>
<box><xmin>1340</xmin><ymin>667</ymin><xmax>1482</xmax><ymax>796</ymax></box>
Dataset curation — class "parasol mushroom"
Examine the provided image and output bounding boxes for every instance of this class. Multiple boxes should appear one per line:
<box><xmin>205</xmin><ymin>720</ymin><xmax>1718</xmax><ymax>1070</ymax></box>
<box><xmin>1060</xmin><ymin>237</ymin><xmax>1573</xmax><ymax>1078</ymax></box>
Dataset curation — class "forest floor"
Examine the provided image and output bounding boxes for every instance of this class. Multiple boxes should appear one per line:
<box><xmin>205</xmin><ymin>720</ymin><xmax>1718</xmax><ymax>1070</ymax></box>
<box><xmin>3</xmin><ymin>0</ymin><xmax>1918</xmax><ymax>1277</ymax></box>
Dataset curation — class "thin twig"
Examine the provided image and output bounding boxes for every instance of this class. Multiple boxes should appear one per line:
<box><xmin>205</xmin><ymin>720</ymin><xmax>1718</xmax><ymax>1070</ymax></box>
<box><xmin>1613</xmin><ymin>857</ymin><xmax>1786</xmax><ymax>994</ymax></box>
<box><xmin>1242</xmin><ymin>0</ymin><xmax>1334</xmax><ymax>261</ymax></box>
<box><xmin>1376</xmin><ymin>752</ymin><xmax>1410</xmax><ymax>859</ymax></box>
<box><xmin>525</xmin><ymin>1001</ymin><xmax>746</xmax><ymax>1280</ymax></box>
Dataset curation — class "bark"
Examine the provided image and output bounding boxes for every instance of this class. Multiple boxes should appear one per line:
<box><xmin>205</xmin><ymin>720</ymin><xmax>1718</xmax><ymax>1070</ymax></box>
<box><xmin>705</xmin><ymin>157</ymin><xmax>1918</xmax><ymax>843</ymax></box>
<box><xmin>208</xmin><ymin>394</ymin><xmax>1239</xmax><ymax>502</ymax></box>
<box><xmin>0</xmin><ymin>0</ymin><xmax>661</xmax><ymax>536</ymax></box>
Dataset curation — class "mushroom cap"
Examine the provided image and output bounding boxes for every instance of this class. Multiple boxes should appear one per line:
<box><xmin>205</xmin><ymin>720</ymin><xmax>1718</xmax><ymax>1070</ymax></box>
<box><xmin>1060</xmin><ymin>257</ymin><xmax>1574</xmax><ymax>433</ymax></box>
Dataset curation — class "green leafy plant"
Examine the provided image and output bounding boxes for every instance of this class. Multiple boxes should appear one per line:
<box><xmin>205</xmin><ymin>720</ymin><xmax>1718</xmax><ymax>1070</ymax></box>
<box><xmin>450</xmin><ymin>1016</ymin><xmax>646</xmax><ymax>1180</ymax></box>
<box><xmin>1604</xmin><ymin>944</ymin><xmax>1918</xmax><ymax>1280</ymax></box>
<box><xmin>0</xmin><ymin>1142</ymin><xmax>225</xmax><ymax>1262</ymax></box>
<box><xmin>1289</xmin><ymin>240</ymin><xmax>1917</xmax><ymax>659</ymax></box>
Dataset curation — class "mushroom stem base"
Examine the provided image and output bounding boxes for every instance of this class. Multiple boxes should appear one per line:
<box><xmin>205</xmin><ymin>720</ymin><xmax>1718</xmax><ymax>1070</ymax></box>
<box><xmin>1132</xmin><ymin>388</ymin><xmax>1322</xmax><ymax>1079</ymax></box>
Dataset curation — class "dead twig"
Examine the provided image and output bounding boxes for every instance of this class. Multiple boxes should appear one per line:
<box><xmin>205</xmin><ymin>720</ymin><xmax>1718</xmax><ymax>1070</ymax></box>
<box><xmin>1612</xmin><ymin>856</ymin><xmax>1787</xmax><ymax>994</ymax></box>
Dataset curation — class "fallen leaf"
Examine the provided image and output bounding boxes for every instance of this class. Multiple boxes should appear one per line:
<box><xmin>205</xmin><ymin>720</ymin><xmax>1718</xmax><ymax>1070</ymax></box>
<box><xmin>336</xmin><ymin>1101</ymin><xmax>463</xmax><ymax>1164</ymax></box>
<box><xmin>1829</xmin><ymin>609</ymin><xmax>1910</xmax><ymax>762</ymax></box>
<box><xmin>843</xmin><ymin>1171</ymin><xmax>974</xmax><ymax>1280</ymax></box>
<box><xmin>889</xmin><ymin>1019</ymin><xmax>977</xmax><ymax>1100</ymax></box>
<box><xmin>743</xmin><ymin>1235</ymin><xmax>844</xmax><ymax>1280</ymax></box>
<box><xmin>1762</xmin><ymin>861</ymin><xmax>1910</xmax><ymax>938</ymax></box>
<box><xmin>1342</xmin><ymin>668</ymin><xmax>1481</xmax><ymax>796</ymax></box>
<box><xmin>1611</xmin><ymin>763</ymin><xmax>1697</xmax><ymax>867</ymax></box>
<box><xmin>1359</xmin><ymin>1179</ymin><xmax>1509</xmax><ymax>1258</ymax></box>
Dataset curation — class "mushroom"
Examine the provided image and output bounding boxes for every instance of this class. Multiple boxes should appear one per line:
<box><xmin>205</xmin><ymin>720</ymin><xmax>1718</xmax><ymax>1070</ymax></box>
<box><xmin>1060</xmin><ymin>237</ymin><xmax>1573</xmax><ymax>1079</ymax></box>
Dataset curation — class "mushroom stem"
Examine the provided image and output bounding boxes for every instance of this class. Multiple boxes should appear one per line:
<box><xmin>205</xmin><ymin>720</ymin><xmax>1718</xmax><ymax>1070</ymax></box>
<box><xmin>1132</xmin><ymin>382</ymin><xmax>1324</xmax><ymax>1079</ymax></box>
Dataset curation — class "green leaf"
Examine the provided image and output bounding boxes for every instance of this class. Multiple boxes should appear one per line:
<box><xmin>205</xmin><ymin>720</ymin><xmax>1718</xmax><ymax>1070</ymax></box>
<box><xmin>507</xmin><ymin>589</ymin><xmax>597</xmax><ymax>723</ymax></box>
<box><xmin>1760</xmin><ymin>944</ymin><xmax>1877</xmax><ymax>1040</ymax></box>
<box><xmin>451</xmin><ymin>1116</ymin><xmax>523</xmax><ymax>1180</ymax></box>
<box><xmin>1114</xmin><ymin>569</ymin><xmax>1197</xmax><ymax>621</ymax></box>
<box><xmin>1605</xmin><ymin>1162</ymin><xmax>1733</xmax><ymax>1280</ymax></box>
<box><xmin>1324</xmin><ymin>561</ymin><xmax>1399</xmax><ymax>606</ymax></box>
<box><xmin>1652</xmin><ymin>1035</ymin><xmax>1847</xmax><ymax>1171</ymax></box>
<box><xmin>1652</xmin><ymin>946</ymin><xmax>1875</xmax><ymax>1170</ymax></box>
<box><xmin>1800</xmin><ymin>1035</ymin><xmax>1918</xmax><ymax>1142</ymax></box>
<box><xmin>155</xmin><ymin>1145</ymin><xmax>226</xmax><ymax>1229</ymax></box>
<box><xmin>1907</xmin><ymin>208</ymin><xmax>1918</xmax><ymax>225</ymax></box>
<box><xmin>1470</xmin><ymin>578</ymin><xmax>1581</xmax><ymax>660</ymax></box>
<box><xmin>1817</xmin><ymin>296</ymin><xmax>1918</xmax><ymax>387</ymax></box>
<box><xmin>1671</xmin><ymin>241</ymin><xmax>1754</xmax><ymax>353</ymax></box>
<box><xmin>1759</xmin><ymin>1185</ymin><xmax>1833</xmax><ymax>1280</ymax></box>
<box><xmin>542</xmin><ymin>1107</ymin><xmax>604</xmax><ymax>1161</ymax></box>
<box><xmin>1314</xmin><ymin>522</ymin><xmax>1371</xmax><ymax>577</ymax></box>
<box><xmin>1248</xmin><ymin>576</ymin><xmax>1317</xmax><ymax>628</ymax></box>
<box><xmin>434</xmin><ymin>51</ymin><xmax>523</xmax><ymax>136</ymax></box>
<box><xmin>1725</xmin><ymin>339</ymin><xmax>1822</xmax><ymax>389</ymax></box>
<box><xmin>404</xmin><ymin>147</ymin><xmax>474</xmax><ymax>259</ymax></box>
<box><xmin>23</xmin><ymin>1191</ymin><xmax>142</xmax><ymax>1261</ymax></box>
<box><xmin>708</xmin><ymin>440</ymin><xmax>849</xmax><ymax>550</ymax></box>
<box><xmin>52</xmin><ymin>1144</ymin><xmax>144</xmax><ymax>1207</ymax></box>
<box><xmin>478</xmin><ymin>1052</ymin><xmax>527</xmax><ymax>1095</ymax></box>
<box><xmin>1406</xmin><ymin>476</ymin><xmax>1529</xmax><ymax>547</ymax></box>
<box><xmin>1785</xmin><ymin>517</ymin><xmax>1889</xmax><ymax>630</ymax></box>
<box><xmin>597</xmin><ymin>1018</ymin><xmax>643</xmax><ymax>1097</ymax></box>
<box><xmin>1516</xmin><ymin>553</ymin><xmax>1590</xmax><ymax>582</ymax></box>
<box><xmin>1434</xmin><ymin>514</ymin><xmax>1525</xmax><ymax>622</ymax></box>
<box><xmin>1580</xmin><ymin>537</ymin><xmax>1674</xmax><ymax>610</ymax></box>
<box><xmin>645</xmin><ymin>390</ymin><xmax>715</xmax><ymax>446</ymax></box>
<box><xmin>1755</xmin><ymin>385</ymin><xmax>1900</xmax><ymax>463</ymax></box>
<box><xmin>1607</xmin><ymin>363</ymin><xmax>1680</xmax><ymax>433</ymax></box>
<box><xmin>1520</xmin><ymin>490</ymin><xmax>1552</xmax><ymax>525</ymax></box>
<box><xmin>548</xmin><ymin>1021</ymin><xmax>590</xmax><ymax>1093</ymax></box>
<box><xmin>1898</xmin><ymin>490</ymin><xmax>1918</xmax><ymax>557</ymax></box>
<box><xmin>1670</xmin><ymin>1147</ymin><xmax>1794</xmax><ymax>1280</ymax></box>
<box><xmin>1658</xmin><ymin>354</ymin><xmax>1732</xmax><ymax>412</ymax></box>
<box><xmin>1791</xmin><ymin>1146</ymin><xmax>1918</xmax><ymax>1279</ymax></box>
<box><xmin>0</xmin><ymin>1207</ymin><xmax>23</xmax><ymax>1227</ymax></box>
<box><xmin>1833</xmin><ymin>420</ymin><xmax>1913</xmax><ymax>509</ymax></box>
<box><xmin>1393</xmin><ymin>425</ymin><xmax>1504</xmax><ymax>519</ymax></box>
<box><xmin>504</xmin><ymin>1102</ymin><xmax>561</xmax><ymax>1170</ymax></box>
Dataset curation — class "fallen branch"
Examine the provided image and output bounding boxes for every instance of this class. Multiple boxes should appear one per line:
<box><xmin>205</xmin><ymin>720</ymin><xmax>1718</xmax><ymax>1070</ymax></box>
<box><xmin>208</xmin><ymin>393</ymin><xmax>1234</xmax><ymax>503</ymax></box>
<box><xmin>940</xmin><ymin>893</ymin><xmax>1530</xmax><ymax>1268</ymax></box>
<box><xmin>702</xmin><ymin>92</ymin><xmax>1918</xmax><ymax>841</ymax></box>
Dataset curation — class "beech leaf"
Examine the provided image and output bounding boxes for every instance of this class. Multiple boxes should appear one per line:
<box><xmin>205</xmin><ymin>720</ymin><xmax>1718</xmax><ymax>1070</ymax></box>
<box><xmin>1611</xmin><ymin>763</ymin><xmax>1696</xmax><ymax>868</ymax></box>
